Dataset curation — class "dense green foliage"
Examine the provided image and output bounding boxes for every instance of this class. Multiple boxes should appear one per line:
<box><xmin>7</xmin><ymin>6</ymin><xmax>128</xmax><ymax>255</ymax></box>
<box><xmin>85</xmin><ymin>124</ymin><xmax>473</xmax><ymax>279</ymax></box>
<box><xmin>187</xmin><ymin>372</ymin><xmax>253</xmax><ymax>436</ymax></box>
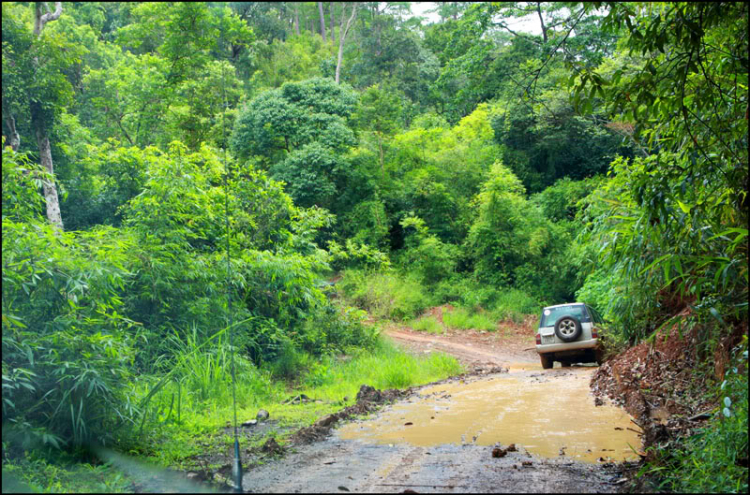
<box><xmin>2</xmin><ymin>2</ymin><xmax>747</xmax><ymax>492</ymax></box>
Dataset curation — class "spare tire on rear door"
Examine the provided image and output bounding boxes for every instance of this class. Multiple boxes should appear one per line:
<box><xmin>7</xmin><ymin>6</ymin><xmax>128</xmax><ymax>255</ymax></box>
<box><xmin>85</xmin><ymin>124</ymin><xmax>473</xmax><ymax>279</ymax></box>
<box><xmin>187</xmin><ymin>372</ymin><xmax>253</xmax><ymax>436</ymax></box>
<box><xmin>554</xmin><ymin>316</ymin><xmax>582</xmax><ymax>342</ymax></box>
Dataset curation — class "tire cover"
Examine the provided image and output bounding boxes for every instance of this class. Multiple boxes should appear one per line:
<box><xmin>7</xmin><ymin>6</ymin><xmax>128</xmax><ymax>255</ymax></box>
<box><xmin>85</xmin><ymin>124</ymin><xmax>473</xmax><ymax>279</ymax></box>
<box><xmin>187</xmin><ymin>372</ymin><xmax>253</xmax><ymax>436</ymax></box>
<box><xmin>554</xmin><ymin>316</ymin><xmax>582</xmax><ymax>342</ymax></box>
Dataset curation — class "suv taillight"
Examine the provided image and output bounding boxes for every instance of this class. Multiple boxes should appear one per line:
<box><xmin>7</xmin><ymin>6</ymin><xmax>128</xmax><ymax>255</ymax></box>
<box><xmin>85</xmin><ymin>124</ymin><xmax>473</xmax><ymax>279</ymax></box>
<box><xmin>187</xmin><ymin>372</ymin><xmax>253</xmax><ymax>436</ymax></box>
<box><xmin>535</xmin><ymin>333</ymin><xmax>541</xmax><ymax>345</ymax></box>
<box><xmin>592</xmin><ymin>328</ymin><xmax>598</xmax><ymax>339</ymax></box>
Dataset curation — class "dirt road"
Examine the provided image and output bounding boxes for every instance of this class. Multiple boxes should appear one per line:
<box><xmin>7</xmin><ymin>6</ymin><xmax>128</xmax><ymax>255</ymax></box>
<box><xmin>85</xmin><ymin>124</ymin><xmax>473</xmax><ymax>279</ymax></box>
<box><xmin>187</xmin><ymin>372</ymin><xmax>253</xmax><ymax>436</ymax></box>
<box><xmin>241</xmin><ymin>326</ymin><xmax>639</xmax><ymax>493</ymax></box>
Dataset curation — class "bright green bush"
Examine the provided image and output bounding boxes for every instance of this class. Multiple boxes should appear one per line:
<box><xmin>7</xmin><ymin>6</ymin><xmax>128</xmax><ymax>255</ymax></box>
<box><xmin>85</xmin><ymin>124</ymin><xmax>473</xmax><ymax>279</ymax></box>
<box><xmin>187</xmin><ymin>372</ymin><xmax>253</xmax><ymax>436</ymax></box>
<box><xmin>327</xmin><ymin>239</ymin><xmax>391</xmax><ymax>271</ymax></box>
<box><xmin>338</xmin><ymin>269</ymin><xmax>432</xmax><ymax>320</ymax></box>
<box><xmin>399</xmin><ymin>215</ymin><xmax>460</xmax><ymax>284</ymax></box>
<box><xmin>432</xmin><ymin>277</ymin><xmax>539</xmax><ymax>324</ymax></box>
<box><xmin>2</xmin><ymin>228</ymin><xmax>137</xmax><ymax>448</ymax></box>
<box><xmin>296</xmin><ymin>304</ymin><xmax>380</xmax><ymax>356</ymax></box>
<box><xmin>1</xmin><ymin>452</ymin><xmax>132</xmax><ymax>493</ymax></box>
<box><xmin>531</xmin><ymin>176</ymin><xmax>601</xmax><ymax>222</ymax></box>
<box><xmin>491</xmin><ymin>289</ymin><xmax>540</xmax><ymax>323</ymax></box>
<box><xmin>342</xmin><ymin>200</ymin><xmax>391</xmax><ymax>250</ymax></box>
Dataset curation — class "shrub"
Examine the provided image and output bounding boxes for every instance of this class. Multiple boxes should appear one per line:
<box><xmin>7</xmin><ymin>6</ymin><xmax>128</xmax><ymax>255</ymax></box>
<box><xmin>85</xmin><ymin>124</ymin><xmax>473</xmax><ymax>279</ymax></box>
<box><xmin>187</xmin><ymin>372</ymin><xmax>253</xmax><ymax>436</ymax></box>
<box><xmin>268</xmin><ymin>339</ymin><xmax>312</xmax><ymax>380</ymax></box>
<box><xmin>338</xmin><ymin>269</ymin><xmax>432</xmax><ymax>320</ymax></box>
<box><xmin>491</xmin><ymin>289</ymin><xmax>540</xmax><ymax>323</ymax></box>
<box><xmin>2</xmin><ymin>329</ymin><xmax>136</xmax><ymax>450</ymax></box>
<box><xmin>342</xmin><ymin>200</ymin><xmax>391</xmax><ymax>250</ymax></box>
<box><xmin>399</xmin><ymin>215</ymin><xmax>459</xmax><ymax>284</ymax></box>
<box><xmin>530</xmin><ymin>177</ymin><xmax>600</xmax><ymax>222</ymax></box>
<box><xmin>327</xmin><ymin>239</ymin><xmax>391</xmax><ymax>271</ymax></box>
<box><xmin>296</xmin><ymin>304</ymin><xmax>379</xmax><ymax>355</ymax></box>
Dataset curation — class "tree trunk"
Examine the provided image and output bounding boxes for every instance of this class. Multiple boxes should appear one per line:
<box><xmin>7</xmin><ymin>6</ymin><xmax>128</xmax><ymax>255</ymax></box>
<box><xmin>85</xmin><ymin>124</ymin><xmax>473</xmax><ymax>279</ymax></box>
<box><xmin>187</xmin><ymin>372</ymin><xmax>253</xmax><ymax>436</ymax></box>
<box><xmin>34</xmin><ymin>2</ymin><xmax>63</xmax><ymax>37</ymax></box>
<box><xmin>294</xmin><ymin>4</ymin><xmax>300</xmax><ymax>36</ymax></box>
<box><xmin>536</xmin><ymin>2</ymin><xmax>548</xmax><ymax>42</ymax></box>
<box><xmin>329</xmin><ymin>3</ymin><xmax>336</xmax><ymax>42</ymax></box>
<box><xmin>3</xmin><ymin>106</ymin><xmax>21</xmax><ymax>151</ymax></box>
<box><xmin>336</xmin><ymin>3</ymin><xmax>358</xmax><ymax>84</ymax></box>
<box><xmin>31</xmin><ymin>103</ymin><xmax>64</xmax><ymax>229</ymax></box>
<box><xmin>318</xmin><ymin>2</ymin><xmax>327</xmax><ymax>42</ymax></box>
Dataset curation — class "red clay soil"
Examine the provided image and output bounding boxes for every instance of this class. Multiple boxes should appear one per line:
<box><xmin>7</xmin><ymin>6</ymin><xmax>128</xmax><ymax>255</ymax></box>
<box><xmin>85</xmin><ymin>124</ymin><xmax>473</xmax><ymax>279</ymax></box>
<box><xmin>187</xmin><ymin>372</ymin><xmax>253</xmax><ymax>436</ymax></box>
<box><xmin>384</xmin><ymin>320</ymin><xmax>539</xmax><ymax>368</ymax></box>
<box><xmin>589</xmin><ymin>309</ymin><xmax>749</xmax><ymax>454</ymax></box>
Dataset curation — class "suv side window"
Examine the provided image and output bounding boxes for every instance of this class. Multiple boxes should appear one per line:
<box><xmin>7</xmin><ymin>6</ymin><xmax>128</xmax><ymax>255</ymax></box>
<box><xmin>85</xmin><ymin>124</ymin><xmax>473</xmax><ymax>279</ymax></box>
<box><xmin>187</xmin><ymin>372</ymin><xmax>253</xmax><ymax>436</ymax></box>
<box><xmin>587</xmin><ymin>305</ymin><xmax>603</xmax><ymax>324</ymax></box>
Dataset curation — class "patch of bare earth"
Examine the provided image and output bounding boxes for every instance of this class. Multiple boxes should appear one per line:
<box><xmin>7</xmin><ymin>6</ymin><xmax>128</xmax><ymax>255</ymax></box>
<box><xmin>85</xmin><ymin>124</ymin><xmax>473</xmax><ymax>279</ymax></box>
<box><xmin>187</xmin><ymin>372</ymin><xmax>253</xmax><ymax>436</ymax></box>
<box><xmin>590</xmin><ymin>309</ymin><xmax>748</xmax><ymax>490</ymax></box>
<box><xmin>384</xmin><ymin>308</ymin><xmax>539</xmax><ymax>369</ymax></box>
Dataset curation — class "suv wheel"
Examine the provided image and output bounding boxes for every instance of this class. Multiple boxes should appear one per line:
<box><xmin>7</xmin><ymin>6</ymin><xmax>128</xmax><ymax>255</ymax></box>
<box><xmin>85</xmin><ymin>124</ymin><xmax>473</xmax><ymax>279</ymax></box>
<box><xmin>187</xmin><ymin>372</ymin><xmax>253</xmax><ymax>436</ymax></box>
<box><xmin>555</xmin><ymin>316</ymin><xmax>583</xmax><ymax>342</ymax></box>
<box><xmin>540</xmin><ymin>353</ymin><xmax>553</xmax><ymax>369</ymax></box>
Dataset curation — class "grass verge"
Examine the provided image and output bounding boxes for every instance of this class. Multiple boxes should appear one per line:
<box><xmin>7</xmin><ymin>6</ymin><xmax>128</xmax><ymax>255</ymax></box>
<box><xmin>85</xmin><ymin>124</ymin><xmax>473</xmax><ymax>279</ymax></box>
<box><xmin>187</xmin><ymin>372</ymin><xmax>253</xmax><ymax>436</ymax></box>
<box><xmin>409</xmin><ymin>316</ymin><xmax>445</xmax><ymax>334</ymax></box>
<box><xmin>2</xmin><ymin>336</ymin><xmax>462</xmax><ymax>492</ymax></box>
<box><xmin>442</xmin><ymin>307</ymin><xmax>496</xmax><ymax>331</ymax></box>
<box><xmin>133</xmin><ymin>336</ymin><xmax>462</xmax><ymax>472</ymax></box>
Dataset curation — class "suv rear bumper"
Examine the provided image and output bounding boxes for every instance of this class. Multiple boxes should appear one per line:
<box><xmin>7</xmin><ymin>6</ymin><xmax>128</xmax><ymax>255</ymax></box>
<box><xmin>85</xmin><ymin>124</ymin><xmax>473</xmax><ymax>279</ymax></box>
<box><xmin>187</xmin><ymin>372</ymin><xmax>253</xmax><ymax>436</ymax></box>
<box><xmin>536</xmin><ymin>338</ymin><xmax>599</xmax><ymax>354</ymax></box>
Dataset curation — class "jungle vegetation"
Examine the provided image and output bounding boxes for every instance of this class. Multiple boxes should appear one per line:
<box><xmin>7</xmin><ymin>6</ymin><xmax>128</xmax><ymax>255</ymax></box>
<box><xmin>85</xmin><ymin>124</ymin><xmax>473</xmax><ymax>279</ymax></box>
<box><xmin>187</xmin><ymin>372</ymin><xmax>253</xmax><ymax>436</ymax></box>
<box><xmin>2</xmin><ymin>2</ymin><xmax>747</xmax><ymax>492</ymax></box>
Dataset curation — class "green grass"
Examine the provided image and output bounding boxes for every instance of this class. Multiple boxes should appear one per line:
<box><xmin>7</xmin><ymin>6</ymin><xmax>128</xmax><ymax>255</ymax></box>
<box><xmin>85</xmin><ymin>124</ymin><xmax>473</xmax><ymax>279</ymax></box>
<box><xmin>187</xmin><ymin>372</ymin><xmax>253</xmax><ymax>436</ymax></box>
<box><xmin>409</xmin><ymin>316</ymin><xmax>445</xmax><ymax>334</ymax></box>
<box><xmin>2</xmin><ymin>453</ymin><xmax>132</xmax><ymax>493</ymax></box>
<box><xmin>442</xmin><ymin>307</ymin><xmax>497</xmax><ymax>331</ymax></box>
<box><xmin>134</xmin><ymin>336</ymin><xmax>462</xmax><ymax>469</ymax></box>
<box><xmin>297</xmin><ymin>338</ymin><xmax>462</xmax><ymax>396</ymax></box>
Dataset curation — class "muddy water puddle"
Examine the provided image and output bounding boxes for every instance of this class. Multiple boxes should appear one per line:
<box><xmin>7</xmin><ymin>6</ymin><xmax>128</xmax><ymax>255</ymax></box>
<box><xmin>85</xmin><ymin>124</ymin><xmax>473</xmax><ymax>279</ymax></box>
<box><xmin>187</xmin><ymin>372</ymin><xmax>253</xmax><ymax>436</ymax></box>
<box><xmin>339</xmin><ymin>368</ymin><xmax>641</xmax><ymax>463</ymax></box>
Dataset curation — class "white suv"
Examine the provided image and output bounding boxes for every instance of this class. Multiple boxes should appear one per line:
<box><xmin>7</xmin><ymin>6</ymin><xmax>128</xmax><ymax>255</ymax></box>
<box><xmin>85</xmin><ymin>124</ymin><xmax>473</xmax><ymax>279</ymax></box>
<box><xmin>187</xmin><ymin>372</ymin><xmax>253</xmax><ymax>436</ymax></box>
<box><xmin>535</xmin><ymin>303</ymin><xmax>606</xmax><ymax>369</ymax></box>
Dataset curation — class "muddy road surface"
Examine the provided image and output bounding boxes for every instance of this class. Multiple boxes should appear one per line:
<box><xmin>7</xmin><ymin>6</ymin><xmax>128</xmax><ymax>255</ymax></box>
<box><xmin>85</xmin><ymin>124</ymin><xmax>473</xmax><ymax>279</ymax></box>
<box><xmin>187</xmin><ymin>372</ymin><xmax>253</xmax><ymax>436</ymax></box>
<box><xmin>241</xmin><ymin>326</ymin><xmax>641</xmax><ymax>493</ymax></box>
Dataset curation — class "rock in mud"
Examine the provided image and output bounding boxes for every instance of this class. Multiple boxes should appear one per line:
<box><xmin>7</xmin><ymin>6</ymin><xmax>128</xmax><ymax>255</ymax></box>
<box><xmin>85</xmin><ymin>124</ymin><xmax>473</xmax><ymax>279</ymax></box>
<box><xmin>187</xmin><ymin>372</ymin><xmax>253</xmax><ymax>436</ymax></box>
<box><xmin>507</xmin><ymin>443</ymin><xmax>517</xmax><ymax>452</ymax></box>
<box><xmin>492</xmin><ymin>447</ymin><xmax>507</xmax><ymax>458</ymax></box>
<box><xmin>242</xmin><ymin>419</ymin><xmax>258</xmax><ymax>427</ymax></box>
<box><xmin>257</xmin><ymin>409</ymin><xmax>270</xmax><ymax>421</ymax></box>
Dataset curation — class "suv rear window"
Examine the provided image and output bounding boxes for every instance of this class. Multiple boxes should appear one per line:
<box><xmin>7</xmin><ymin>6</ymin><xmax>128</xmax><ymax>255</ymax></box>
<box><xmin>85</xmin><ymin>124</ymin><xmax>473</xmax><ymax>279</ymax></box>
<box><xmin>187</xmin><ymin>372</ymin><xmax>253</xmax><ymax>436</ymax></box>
<box><xmin>540</xmin><ymin>305</ymin><xmax>590</xmax><ymax>327</ymax></box>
